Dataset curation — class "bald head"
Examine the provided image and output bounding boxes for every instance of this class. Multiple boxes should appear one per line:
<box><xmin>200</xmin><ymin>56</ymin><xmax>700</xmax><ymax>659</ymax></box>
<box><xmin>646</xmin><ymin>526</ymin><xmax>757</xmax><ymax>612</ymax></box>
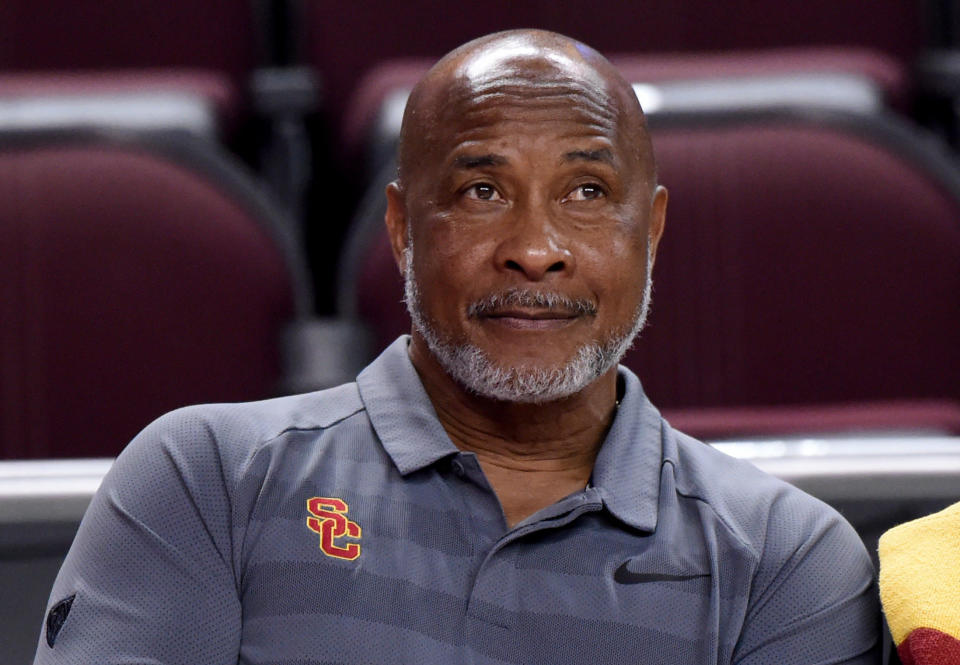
<box><xmin>397</xmin><ymin>29</ymin><xmax>656</xmax><ymax>192</ymax></box>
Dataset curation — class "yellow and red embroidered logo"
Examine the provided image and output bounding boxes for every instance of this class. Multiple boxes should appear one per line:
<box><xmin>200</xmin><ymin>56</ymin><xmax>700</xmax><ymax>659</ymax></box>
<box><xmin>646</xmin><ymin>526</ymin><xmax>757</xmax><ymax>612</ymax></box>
<box><xmin>306</xmin><ymin>497</ymin><xmax>361</xmax><ymax>560</ymax></box>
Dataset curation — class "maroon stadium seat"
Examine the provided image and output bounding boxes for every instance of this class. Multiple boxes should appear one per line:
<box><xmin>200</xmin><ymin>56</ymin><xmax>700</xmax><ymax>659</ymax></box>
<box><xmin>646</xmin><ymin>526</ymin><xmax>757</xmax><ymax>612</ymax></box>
<box><xmin>0</xmin><ymin>129</ymin><xmax>313</xmax><ymax>459</ymax></box>
<box><xmin>0</xmin><ymin>2</ymin><xmax>320</xmax><ymax>232</ymax></box>
<box><xmin>637</xmin><ymin>111</ymin><xmax>960</xmax><ymax>409</ymax></box>
<box><xmin>338</xmin><ymin>108</ymin><xmax>960</xmax><ymax>438</ymax></box>
<box><xmin>0</xmin><ymin>0</ymin><xmax>260</xmax><ymax>89</ymax></box>
<box><xmin>0</xmin><ymin>0</ymin><xmax>268</xmax><ymax>143</ymax></box>
<box><xmin>0</xmin><ymin>71</ymin><xmax>239</xmax><ymax>142</ymax></box>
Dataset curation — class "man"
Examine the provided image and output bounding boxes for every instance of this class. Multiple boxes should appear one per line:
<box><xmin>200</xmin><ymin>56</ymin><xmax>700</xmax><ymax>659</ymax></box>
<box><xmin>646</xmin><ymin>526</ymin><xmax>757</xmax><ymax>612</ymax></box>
<box><xmin>35</xmin><ymin>30</ymin><xmax>879</xmax><ymax>664</ymax></box>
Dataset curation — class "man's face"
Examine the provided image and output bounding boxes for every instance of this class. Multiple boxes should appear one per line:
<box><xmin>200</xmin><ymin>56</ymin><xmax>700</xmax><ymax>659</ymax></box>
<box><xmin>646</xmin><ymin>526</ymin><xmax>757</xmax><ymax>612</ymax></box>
<box><xmin>390</xmin><ymin>52</ymin><xmax>665</xmax><ymax>402</ymax></box>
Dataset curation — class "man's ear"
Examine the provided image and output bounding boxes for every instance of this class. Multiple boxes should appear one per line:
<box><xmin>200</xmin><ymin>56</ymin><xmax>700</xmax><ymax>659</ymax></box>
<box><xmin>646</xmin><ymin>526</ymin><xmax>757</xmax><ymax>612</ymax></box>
<box><xmin>647</xmin><ymin>185</ymin><xmax>668</xmax><ymax>270</ymax></box>
<box><xmin>384</xmin><ymin>181</ymin><xmax>410</xmax><ymax>274</ymax></box>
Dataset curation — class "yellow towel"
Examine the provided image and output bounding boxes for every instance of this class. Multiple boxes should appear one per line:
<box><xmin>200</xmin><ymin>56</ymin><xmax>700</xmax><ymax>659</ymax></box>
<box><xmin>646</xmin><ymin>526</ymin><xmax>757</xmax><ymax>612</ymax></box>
<box><xmin>878</xmin><ymin>500</ymin><xmax>960</xmax><ymax>664</ymax></box>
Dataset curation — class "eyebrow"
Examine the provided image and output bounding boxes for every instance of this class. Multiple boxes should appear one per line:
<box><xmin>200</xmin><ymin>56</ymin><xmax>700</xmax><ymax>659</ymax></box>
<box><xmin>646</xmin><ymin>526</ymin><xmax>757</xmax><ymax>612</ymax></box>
<box><xmin>562</xmin><ymin>149</ymin><xmax>615</xmax><ymax>165</ymax></box>
<box><xmin>453</xmin><ymin>154</ymin><xmax>508</xmax><ymax>169</ymax></box>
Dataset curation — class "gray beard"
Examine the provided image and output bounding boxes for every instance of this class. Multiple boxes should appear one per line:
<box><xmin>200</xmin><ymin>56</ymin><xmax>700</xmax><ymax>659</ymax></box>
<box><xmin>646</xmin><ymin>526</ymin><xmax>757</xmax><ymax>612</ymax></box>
<box><xmin>403</xmin><ymin>244</ymin><xmax>653</xmax><ymax>403</ymax></box>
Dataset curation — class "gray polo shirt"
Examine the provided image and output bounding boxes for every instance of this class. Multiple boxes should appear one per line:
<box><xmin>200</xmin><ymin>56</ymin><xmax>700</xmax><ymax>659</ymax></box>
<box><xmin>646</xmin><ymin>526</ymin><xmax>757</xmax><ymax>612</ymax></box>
<box><xmin>35</xmin><ymin>336</ymin><xmax>879</xmax><ymax>664</ymax></box>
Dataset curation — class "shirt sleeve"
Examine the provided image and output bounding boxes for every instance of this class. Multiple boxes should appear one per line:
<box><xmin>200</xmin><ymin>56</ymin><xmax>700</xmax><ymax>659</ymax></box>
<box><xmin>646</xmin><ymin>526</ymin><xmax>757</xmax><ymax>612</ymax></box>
<box><xmin>732</xmin><ymin>491</ymin><xmax>882</xmax><ymax>665</ymax></box>
<box><xmin>33</xmin><ymin>407</ymin><xmax>242</xmax><ymax>665</ymax></box>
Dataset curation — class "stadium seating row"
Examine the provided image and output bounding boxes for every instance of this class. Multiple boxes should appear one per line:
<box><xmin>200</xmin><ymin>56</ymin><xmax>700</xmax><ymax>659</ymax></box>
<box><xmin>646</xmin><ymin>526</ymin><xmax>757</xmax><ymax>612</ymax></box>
<box><xmin>0</xmin><ymin>0</ymin><xmax>932</xmax><ymax>133</ymax></box>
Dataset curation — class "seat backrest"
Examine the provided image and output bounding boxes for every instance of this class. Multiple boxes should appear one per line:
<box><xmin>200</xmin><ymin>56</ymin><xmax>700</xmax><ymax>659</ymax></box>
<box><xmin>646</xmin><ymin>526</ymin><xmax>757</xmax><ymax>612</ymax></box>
<box><xmin>339</xmin><ymin>108</ymin><xmax>960</xmax><ymax>412</ymax></box>
<box><xmin>630</xmin><ymin>110</ymin><xmax>960</xmax><ymax>408</ymax></box>
<box><xmin>0</xmin><ymin>71</ymin><xmax>241</xmax><ymax>141</ymax></box>
<box><xmin>0</xmin><ymin>0</ymin><xmax>262</xmax><ymax>86</ymax></box>
<box><xmin>0</xmin><ymin>130</ymin><xmax>311</xmax><ymax>459</ymax></box>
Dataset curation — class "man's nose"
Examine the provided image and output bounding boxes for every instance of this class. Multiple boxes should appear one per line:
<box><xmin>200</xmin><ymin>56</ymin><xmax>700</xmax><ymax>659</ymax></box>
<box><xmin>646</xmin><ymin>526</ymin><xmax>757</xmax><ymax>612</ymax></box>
<box><xmin>492</xmin><ymin>207</ymin><xmax>574</xmax><ymax>281</ymax></box>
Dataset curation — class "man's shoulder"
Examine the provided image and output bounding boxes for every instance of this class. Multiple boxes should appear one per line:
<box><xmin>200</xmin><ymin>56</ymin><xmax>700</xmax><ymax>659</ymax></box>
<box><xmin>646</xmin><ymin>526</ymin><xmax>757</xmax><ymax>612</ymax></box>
<box><xmin>661</xmin><ymin>425</ymin><xmax>880</xmax><ymax>661</ymax></box>
<box><xmin>116</xmin><ymin>382</ymin><xmax>368</xmax><ymax>481</ymax></box>
<box><xmin>663</xmin><ymin>422</ymin><xmax>859</xmax><ymax>559</ymax></box>
<box><xmin>153</xmin><ymin>381</ymin><xmax>366</xmax><ymax>445</ymax></box>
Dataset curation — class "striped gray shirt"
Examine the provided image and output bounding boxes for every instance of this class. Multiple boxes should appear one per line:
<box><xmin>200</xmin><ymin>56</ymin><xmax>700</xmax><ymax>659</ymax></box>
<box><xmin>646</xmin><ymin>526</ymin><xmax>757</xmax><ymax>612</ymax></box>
<box><xmin>35</xmin><ymin>336</ymin><xmax>879</xmax><ymax>664</ymax></box>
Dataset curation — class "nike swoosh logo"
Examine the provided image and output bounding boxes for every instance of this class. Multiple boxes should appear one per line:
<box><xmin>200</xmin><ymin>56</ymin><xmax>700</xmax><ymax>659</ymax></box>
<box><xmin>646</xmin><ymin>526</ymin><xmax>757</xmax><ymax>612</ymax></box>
<box><xmin>614</xmin><ymin>561</ymin><xmax>710</xmax><ymax>585</ymax></box>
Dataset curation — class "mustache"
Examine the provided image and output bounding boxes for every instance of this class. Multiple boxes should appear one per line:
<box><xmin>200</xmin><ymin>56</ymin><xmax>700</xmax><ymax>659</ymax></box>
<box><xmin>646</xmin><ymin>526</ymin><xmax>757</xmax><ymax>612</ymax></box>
<box><xmin>467</xmin><ymin>288</ymin><xmax>597</xmax><ymax>318</ymax></box>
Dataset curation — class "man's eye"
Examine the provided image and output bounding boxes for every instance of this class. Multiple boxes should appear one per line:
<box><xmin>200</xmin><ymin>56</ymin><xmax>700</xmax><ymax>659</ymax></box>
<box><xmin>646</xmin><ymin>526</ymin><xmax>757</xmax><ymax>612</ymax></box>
<box><xmin>464</xmin><ymin>183</ymin><xmax>501</xmax><ymax>201</ymax></box>
<box><xmin>566</xmin><ymin>184</ymin><xmax>606</xmax><ymax>202</ymax></box>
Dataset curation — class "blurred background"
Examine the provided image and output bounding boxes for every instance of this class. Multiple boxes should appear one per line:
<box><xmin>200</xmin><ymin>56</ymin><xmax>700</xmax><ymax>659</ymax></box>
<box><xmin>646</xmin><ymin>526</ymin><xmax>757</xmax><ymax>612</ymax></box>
<box><xmin>1</xmin><ymin>1</ymin><xmax>960</xmax><ymax>661</ymax></box>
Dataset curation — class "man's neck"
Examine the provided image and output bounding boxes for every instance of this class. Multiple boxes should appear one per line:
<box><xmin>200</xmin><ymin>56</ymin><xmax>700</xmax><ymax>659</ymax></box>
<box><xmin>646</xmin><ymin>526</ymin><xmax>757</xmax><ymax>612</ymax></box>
<box><xmin>408</xmin><ymin>337</ymin><xmax>618</xmax><ymax>528</ymax></box>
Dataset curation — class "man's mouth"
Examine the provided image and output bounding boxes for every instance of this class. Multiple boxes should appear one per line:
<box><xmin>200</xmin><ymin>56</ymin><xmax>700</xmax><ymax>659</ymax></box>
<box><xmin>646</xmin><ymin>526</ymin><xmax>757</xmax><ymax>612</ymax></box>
<box><xmin>483</xmin><ymin>307</ymin><xmax>582</xmax><ymax>329</ymax></box>
<box><xmin>467</xmin><ymin>289</ymin><xmax>596</xmax><ymax>329</ymax></box>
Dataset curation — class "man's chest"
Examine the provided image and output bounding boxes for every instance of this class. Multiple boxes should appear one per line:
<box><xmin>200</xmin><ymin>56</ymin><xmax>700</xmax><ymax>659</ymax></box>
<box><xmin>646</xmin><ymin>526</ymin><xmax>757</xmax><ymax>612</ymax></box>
<box><xmin>233</xmin><ymin>485</ymin><xmax>751</xmax><ymax>665</ymax></box>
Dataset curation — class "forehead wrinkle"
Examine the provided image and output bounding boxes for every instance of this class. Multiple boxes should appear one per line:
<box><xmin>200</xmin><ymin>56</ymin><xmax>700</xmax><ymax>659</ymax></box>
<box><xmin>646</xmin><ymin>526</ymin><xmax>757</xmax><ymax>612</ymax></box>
<box><xmin>465</xmin><ymin>92</ymin><xmax>617</xmax><ymax>129</ymax></box>
<box><xmin>434</xmin><ymin>101</ymin><xmax>626</xmax><ymax>176</ymax></box>
<box><xmin>442</xmin><ymin>86</ymin><xmax>620</xmax><ymax>141</ymax></box>
<box><xmin>444</xmin><ymin>120</ymin><xmax>618</xmax><ymax>164</ymax></box>
<box><xmin>452</xmin><ymin>153</ymin><xmax>507</xmax><ymax>169</ymax></box>
<box><xmin>462</xmin><ymin>75</ymin><xmax>615</xmax><ymax>119</ymax></box>
<box><xmin>467</xmin><ymin>74</ymin><xmax>607</xmax><ymax>97</ymax></box>
<box><xmin>562</xmin><ymin>148</ymin><xmax>614</xmax><ymax>166</ymax></box>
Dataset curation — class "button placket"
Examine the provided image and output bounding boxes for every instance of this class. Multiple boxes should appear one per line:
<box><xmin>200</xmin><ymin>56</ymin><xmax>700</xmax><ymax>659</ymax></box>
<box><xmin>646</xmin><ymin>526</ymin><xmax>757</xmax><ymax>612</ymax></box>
<box><xmin>465</xmin><ymin>490</ymin><xmax>604</xmax><ymax>627</ymax></box>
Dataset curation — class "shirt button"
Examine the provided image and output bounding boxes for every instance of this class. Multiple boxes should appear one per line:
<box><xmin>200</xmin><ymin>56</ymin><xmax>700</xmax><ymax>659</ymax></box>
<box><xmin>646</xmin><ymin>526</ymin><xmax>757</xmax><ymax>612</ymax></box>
<box><xmin>451</xmin><ymin>460</ymin><xmax>466</xmax><ymax>477</ymax></box>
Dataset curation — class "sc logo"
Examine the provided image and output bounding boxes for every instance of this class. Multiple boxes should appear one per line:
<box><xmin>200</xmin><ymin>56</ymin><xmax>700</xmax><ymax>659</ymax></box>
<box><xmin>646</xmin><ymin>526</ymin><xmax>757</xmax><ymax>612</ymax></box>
<box><xmin>306</xmin><ymin>497</ymin><xmax>362</xmax><ymax>560</ymax></box>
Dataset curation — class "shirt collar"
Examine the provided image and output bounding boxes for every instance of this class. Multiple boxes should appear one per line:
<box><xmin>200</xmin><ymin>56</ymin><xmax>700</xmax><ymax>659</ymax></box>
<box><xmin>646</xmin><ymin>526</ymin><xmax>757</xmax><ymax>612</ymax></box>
<box><xmin>356</xmin><ymin>336</ymin><xmax>459</xmax><ymax>475</ymax></box>
<box><xmin>356</xmin><ymin>336</ymin><xmax>664</xmax><ymax>531</ymax></box>
<box><xmin>590</xmin><ymin>368</ymin><xmax>664</xmax><ymax>532</ymax></box>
